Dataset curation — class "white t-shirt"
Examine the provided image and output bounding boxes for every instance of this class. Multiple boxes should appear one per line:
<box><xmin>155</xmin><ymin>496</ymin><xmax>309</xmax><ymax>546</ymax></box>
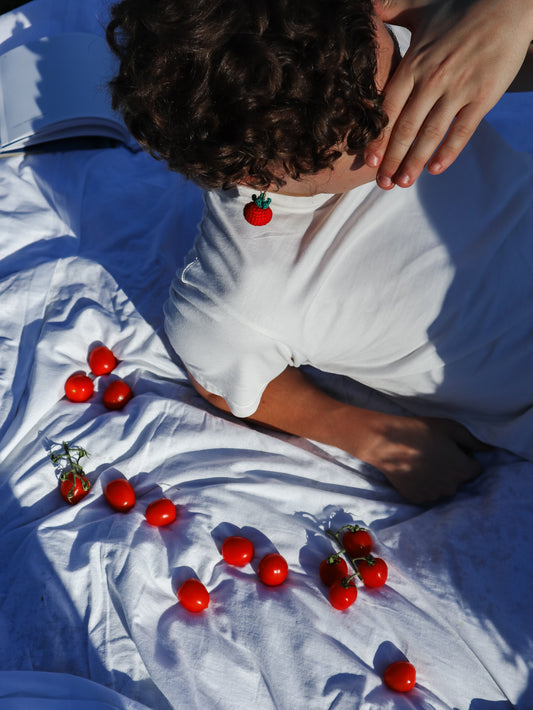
<box><xmin>164</xmin><ymin>121</ymin><xmax>533</xmax><ymax>459</ymax></box>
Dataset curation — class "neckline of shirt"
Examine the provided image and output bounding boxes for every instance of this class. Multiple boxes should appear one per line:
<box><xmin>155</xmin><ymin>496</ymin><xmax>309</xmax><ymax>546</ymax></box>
<box><xmin>232</xmin><ymin>181</ymin><xmax>376</xmax><ymax>213</ymax></box>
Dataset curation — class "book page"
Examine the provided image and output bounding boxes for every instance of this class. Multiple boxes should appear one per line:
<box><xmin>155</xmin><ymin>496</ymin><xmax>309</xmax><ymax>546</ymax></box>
<box><xmin>0</xmin><ymin>32</ymin><xmax>129</xmax><ymax>150</ymax></box>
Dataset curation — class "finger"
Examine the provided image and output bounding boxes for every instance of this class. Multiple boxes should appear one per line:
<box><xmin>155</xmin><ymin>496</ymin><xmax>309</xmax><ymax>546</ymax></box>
<box><xmin>387</xmin><ymin>98</ymin><xmax>463</xmax><ymax>187</ymax></box>
<box><xmin>426</xmin><ymin>104</ymin><xmax>482</xmax><ymax>175</ymax></box>
<box><xmin>364</xmin><ymin>64</ymin><xmax>416</xmax><ymax>175</ymax></box>
<box><xmin>374</xmin><ymin>90</ymin><xmax>444</xmax><ymax>188</ymax></box>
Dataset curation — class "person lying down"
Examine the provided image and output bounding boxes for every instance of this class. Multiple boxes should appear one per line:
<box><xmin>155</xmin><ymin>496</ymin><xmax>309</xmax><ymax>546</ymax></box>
<box><xmin>106</xmin><ymin>0</ymin><xmax>533</xmax><ymax>503</ymax></box>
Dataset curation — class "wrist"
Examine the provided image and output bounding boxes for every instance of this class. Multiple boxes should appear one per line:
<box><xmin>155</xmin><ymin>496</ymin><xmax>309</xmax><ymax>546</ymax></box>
<box><xmin>324</xmin><ymin>403</ymin><xmax>386</xmax><ymax>460</ymax></box>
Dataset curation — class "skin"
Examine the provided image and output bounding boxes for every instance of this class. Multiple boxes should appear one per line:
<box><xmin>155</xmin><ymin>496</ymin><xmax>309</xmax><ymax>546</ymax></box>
<box><xmin>367</xmin><ymin>0</ymin><xmax>533</xmax><ymax>189</ymax></box>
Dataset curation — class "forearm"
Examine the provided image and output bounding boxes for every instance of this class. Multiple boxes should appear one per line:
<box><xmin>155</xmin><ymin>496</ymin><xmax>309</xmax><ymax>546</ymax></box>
<box><xmin>188</xmin><ymin>365</ymin><xmax>486</xmax><ymax>503</ymax></box>
<box><xmin>189</xmin><ymin>365</ymin><xmax>371</xmax><ymax>456</ymax></box>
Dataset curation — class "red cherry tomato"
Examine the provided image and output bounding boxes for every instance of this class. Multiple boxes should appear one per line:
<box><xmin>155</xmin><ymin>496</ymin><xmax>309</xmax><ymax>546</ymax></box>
<box><xmin>384</xmin><ymin>661</ymin><xmax>416</xmax><ymax>692</ymax></box>
<box><xmin>103</xmin><ymin>380</ymin><xmax>133</xmax><ymax>410</ymax></box>
<box><xmin>257</xmin><ymin>552</ymin><xmax>289</xmax><ymax>586</ymax></box>
<box><xmin>342</xmin><ymin>529</ymin><xmax>372</xmax><ymax>558</ymax></box>
<box><xmin>177</xmin><ymin>578</ymin><xmax>210</xmax><ymax>612</ymax></box>
<box><xmin>60</xmin><ymin>470</ymin><xmax>91</xmax><ymax>504</ymax></box>
<box><xmin>145</xmin><ymin>498</ymin><xmax>177</xmax><ymax>526</ymax></box>
<box><xmin>104</xmin><ymin>479</ymin><xmax>136</xmax><ymax>512</ymax></box>
<box><xmin>319</xmin><ymin>556</ymin><xmax>349</xmax><ymax>587</ymax></box>
<box><xmin>88</xmin><ymin>345</ymin><xmax>117</xmax><ymax>376</ymax></box>
<box><xmin>64</xmin><ymin>373</ymin><xmax>94</xmax><ymax>402</ymax></box>
<box><xmin>222</xmin><ymin>536</ymin><xmax>255</xmax><ymax>566</ymax></box>
<box><xmin>358</xmin><ymin>557</ymin><xmax>388</xmax><ymax>588</ymax></box>
<box><xmin>328</xmin><ymin>579</ymin><xmax>358</xmax><ymax>610</ymax></box>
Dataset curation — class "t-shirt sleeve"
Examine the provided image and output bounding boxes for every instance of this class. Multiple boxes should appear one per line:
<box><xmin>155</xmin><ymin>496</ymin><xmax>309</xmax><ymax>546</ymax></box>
<box><xmin>164</xmin><ymin>274</ymin><xmax>293</xmax><ymax>418</ymax></box>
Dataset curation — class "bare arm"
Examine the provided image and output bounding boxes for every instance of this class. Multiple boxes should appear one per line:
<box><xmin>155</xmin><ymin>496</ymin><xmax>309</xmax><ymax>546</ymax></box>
<box><xmin>189</xmin><ymin>366</ymin><xmax>486</xmax><ymax>504</ymax></box>
<box><xmin>367</xmin><ymin>0</ymin><xmax>533</xmax><ymax>189</ymax></box>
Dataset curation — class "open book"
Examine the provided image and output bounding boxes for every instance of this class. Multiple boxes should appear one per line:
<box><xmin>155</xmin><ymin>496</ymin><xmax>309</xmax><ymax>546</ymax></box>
<box><xmin>0</xmin><ymin>32</ymin><xmax>137</xmax><ymax>154</ymax></box>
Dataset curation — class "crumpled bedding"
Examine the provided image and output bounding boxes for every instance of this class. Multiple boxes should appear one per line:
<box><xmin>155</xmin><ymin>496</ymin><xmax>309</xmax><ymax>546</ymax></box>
<box><xmin>0</xmin><ymin>1</ymin><xmax>531</xmax><ymax>709</ymax></box>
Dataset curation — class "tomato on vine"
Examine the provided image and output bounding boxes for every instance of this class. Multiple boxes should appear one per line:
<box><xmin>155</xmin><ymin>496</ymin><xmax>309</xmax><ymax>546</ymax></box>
<box><xmin>89</xmin><ymin>345</ymin><xmax>117</xmax><ymax>376</ymax></box>
<box><xmin>50</xmin><ymin>441</ymin><xmax>90</xmax><ymax>505</ymax></box>
<box><xmin>177</xmin><ymin>579</ymin><xmax>210</xmax><ymax>612</ymax></box>
<box><xmin>103</xmin><ymin>380</ymin><xmax>133</xmax><ymax>410</ymax></box>
<box><xmin>342</xmin><ymin>528</ymin><xmax>372</xmax><ymax>558</ymax></box>
<box><xmin>105</xmin><ymin>479</ymin><xmax>136</xmax><ymax>512</ymax></box>
<box><xmin>319</xmin><ymin>556</ymin><xmax>349</xmax><ymax>587</ymax></box>
<box><xmin>145</xmin><ymin>498</ymin><xmax>177</xmax><ymax>526</ymax></box>
<box><xmin>222</xmin><ymin>536</ymin><xmax>255</xmax><ymax>566</ymax></box>
<box><xmin>358</xmin><ymin>557</ymin><xmax>388</xmax><ymax>588</ymax></box>
<box><xmin>257</xmin><ymin>553</ymin><xmax>288</xmax><ymax>586</ymax></box>
<box><xmin>384</xmin><ymin>661</ymin><xmax>416</xmax><ymax>692</ymax></box>
<box><xmin>328</xmin><ymin>579</ymin><xmax>357</xmax><ymax>610</ymax></box>
<box><xmin>64</xmin><ymin>373</ymin><xmax>94</xmax><ymax>402</ymax></box>
<box><xmin>60</xmin><ymin>470</ymin><xmax>90</xmax><ymax>504</ymax></box>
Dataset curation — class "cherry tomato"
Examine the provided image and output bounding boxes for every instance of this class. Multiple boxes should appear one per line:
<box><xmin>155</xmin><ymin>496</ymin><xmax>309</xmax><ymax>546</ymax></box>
<box><xmin>342</xmin><ymin>529</ymin><xmax>372</xmax><ymax>558</ymax></box>
<box><xmin>177</xmin><ymin>578</ymin><xmax>210</xmax><ymax>612</ymax></box>
<box><xmin>64</xmin><ymin>373</ymin><xmax>94</xmax><ymax>402</ymax></box>
<box><xmin>358</xmin><ymin>557</ymin><xmax>388</xmax><ymax>588</ymax></box>
<box><xmin>257</xmin><ymin>552</ymin><xmax>289</xmax><ymax>586</ymax></box>
<box><xmin>145</xmin><ymin>498</ymin><xmax>177</xmax><ymax>526</ymax></box>
<box><xmin>88</xmin><ymin>345</ymin><xmax>117</xmax><ymax>376</ymax></box>
<box><xmin>328</xmin><ymin>579</ymin><xmax>358</xmax><ymax>610</ymax></box>
<box><xmin>384</xmin><ymin>661</ymin><xmax>416</xmax><ymax>692</ymax></box>
<box><xmin>104</xmin><ymin>478</ymin><xmax>136</xmax><ymax>512</ymax></box>
<box><xmin>319</xmin><ymin>556</ymin><xmax>349</xmax><ymax>587</ymax></box>
<box><xmin>103</xmin><ymin>380</ymin><xmax>133</xmax><ymax>410</ymax></box>
<box><xmin>60</xmin><ymin>470</ymin><xmax>91</xmax><ymax>504</ymax></box>
<box><xmin>222</xmin><ymin>536</ymin><xmax>255</xmax><ymax>566</ymax></box>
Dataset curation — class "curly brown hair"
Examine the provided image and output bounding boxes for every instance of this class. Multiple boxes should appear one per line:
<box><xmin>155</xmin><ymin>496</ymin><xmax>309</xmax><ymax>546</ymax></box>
<box><xmin>107</xmin><ymin>0</ymin><xmax>387</xmax><ymax>190</ymax></box>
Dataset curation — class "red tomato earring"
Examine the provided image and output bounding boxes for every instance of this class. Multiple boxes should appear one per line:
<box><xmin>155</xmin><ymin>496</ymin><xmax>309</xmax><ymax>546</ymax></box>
<box><xmin>243</xmin><ymin>192</ymin><xmax>272</xmax><ymax>226</ymax></box>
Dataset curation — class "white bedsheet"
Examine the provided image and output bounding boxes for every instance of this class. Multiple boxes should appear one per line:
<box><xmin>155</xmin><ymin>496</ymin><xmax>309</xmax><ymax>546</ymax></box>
<box><xmin>0</xmin><ymin>2</ymin><xmax>532</xmax><ymax>709</ymax></box>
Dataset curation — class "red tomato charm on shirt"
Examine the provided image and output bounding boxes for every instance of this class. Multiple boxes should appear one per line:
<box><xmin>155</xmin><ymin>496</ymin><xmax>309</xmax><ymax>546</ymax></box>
<box><xmin>60</xmin><ymin>470</ymin><xmax>91</xmax><ymax>504</ymax></box>
<box><xmin>104</xmin><ymin>479</ymin><xmax>136</xmax><ymax>512</ymax></box>
<box><xmin>384</xmin><ymin>661</ymin><xmax>417</xmax><ymax>692</ymax></box>
<box><xmin>178</xmin><ymin>578</ymin><xmax>210</xmax><ymax>612</ymax></box>
<box><xmin>88</xmin><ymin>345</ymin><xmax>117</xmax><ymax>376</ymax></box>
<box><xmin>145</xmin><ymin>498</ymin><xmax>177</xmax><ymax>526</ymax></box>
<box><xmin>243</xmin><ymin>192</ymin><xmax>272</xmax><ymax>226</ymax></box>
<box><xmin>257</xmin><ymin>552</ymin><xmax>288</xmax><ymax>586</ymax></box>
<box><xmin>222</xmin><ymin>536</ymin><xmax>255</xmax><ymax>566</ymax></box>
<box><xmin>103</xmin><ymin>380</ymin><xmax>133</xmax><ymax>410</ymax></box>
<box><xmin>65</xmin><ymin>373</ymin><xmax>94</xmax><ymax>402</ymax></box>
<box><xmin>358</xmin><ymin>557</ymin><xmax>388</xmax><ymax>588</ymax></box>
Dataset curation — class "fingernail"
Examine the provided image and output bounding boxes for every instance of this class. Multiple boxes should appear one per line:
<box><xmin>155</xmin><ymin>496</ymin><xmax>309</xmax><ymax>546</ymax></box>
<box><xmin>377</xmin><ymin>174</ymin><xmax>393</xmax><ymax>189</ymax></box>
<box><xmin>396</xmin><ymin>173</ymin><xmax>411</xmax><ymax>187</ymax></box>
<box><xmin>366</xmin><ymin>152</ymin><xmax>380</xmax><ymax>168</ymax></box>
<box><xmin>428</xmin><ymin>160</ymin><xmax>442</xmax><ymax>174</ymax></box>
